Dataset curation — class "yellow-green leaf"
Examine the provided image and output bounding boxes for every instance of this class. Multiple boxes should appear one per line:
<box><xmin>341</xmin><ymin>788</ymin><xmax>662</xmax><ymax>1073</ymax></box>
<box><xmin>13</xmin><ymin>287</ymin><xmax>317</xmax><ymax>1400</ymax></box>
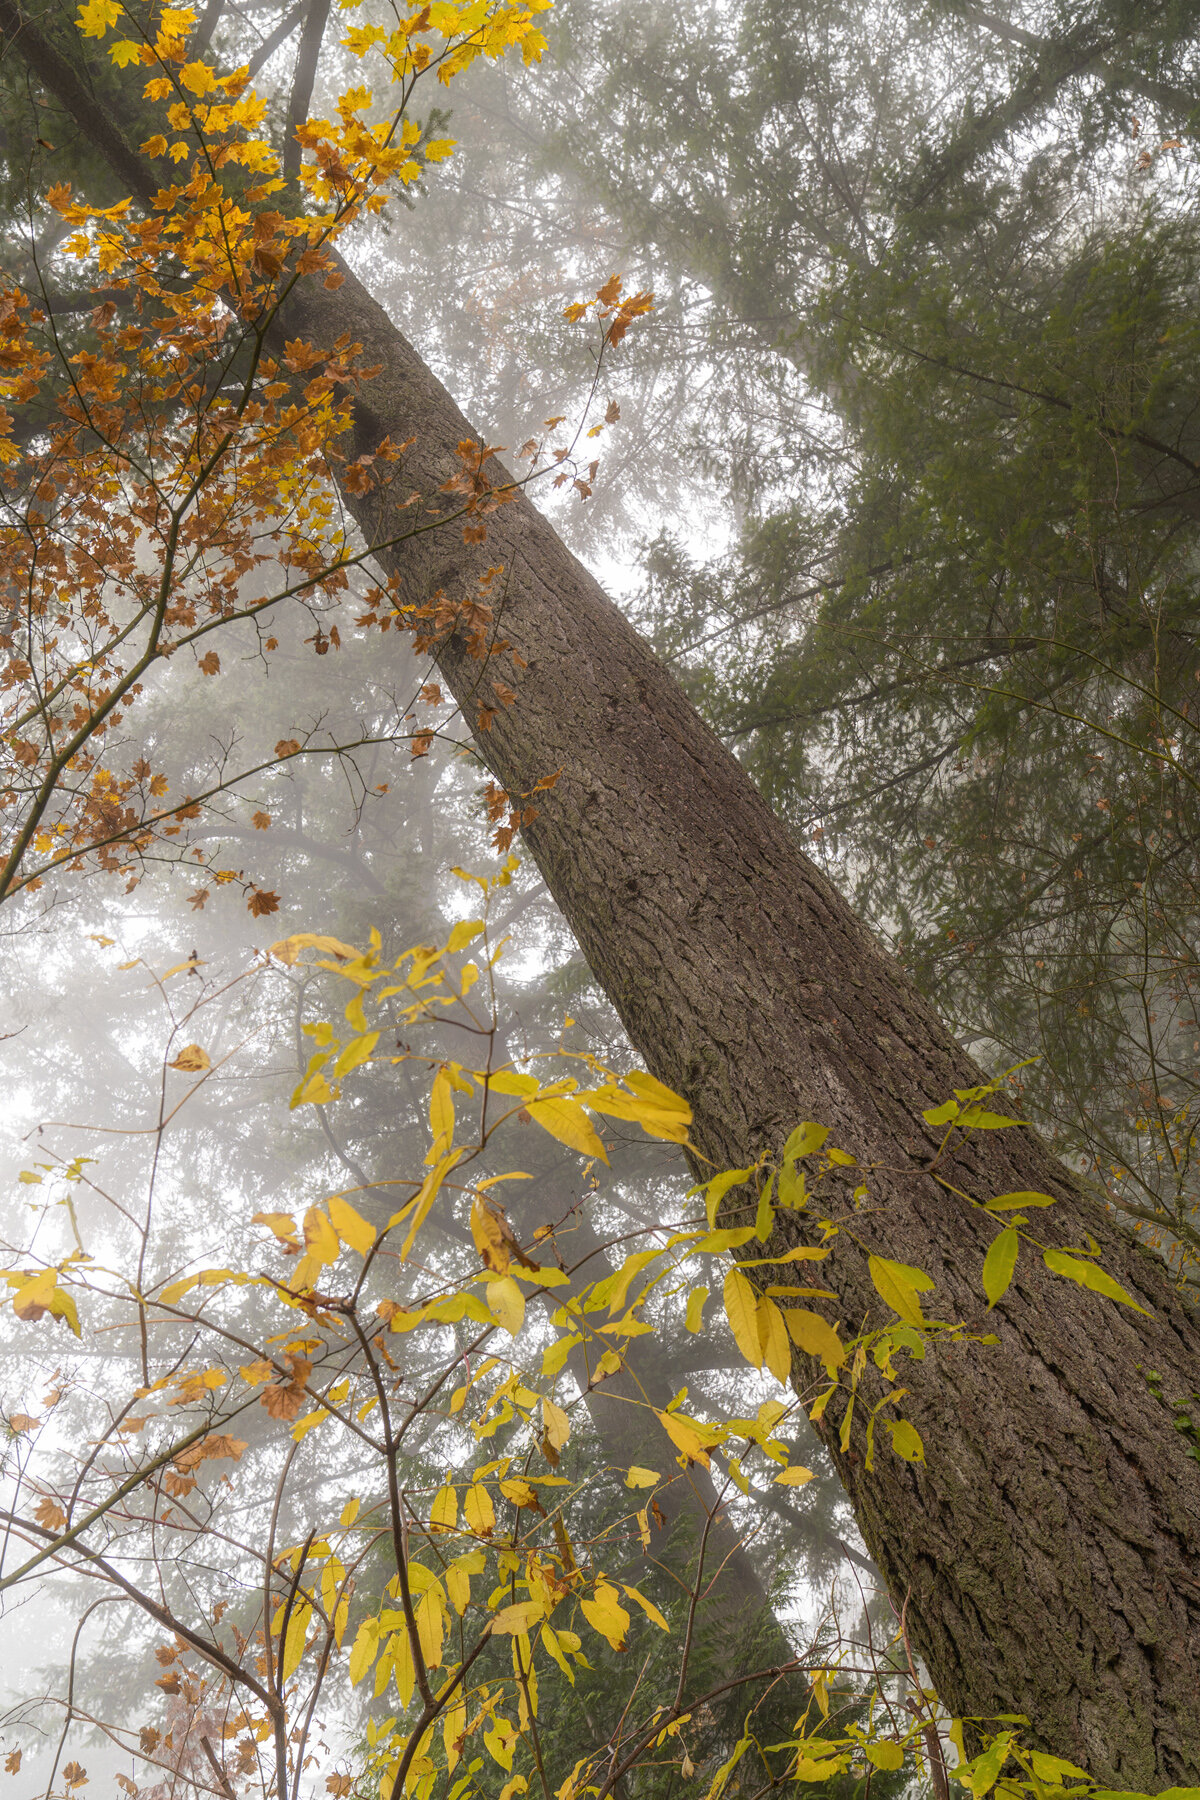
<box><xmin>1043</xmin><ymin>1250</ymin><xmax>1149</xmax><ymax>1314</ymax></box>
<box><xmin>281</xmin><ymin>1599</ymin><xmax>312</xmax><ymax>1681</ymax></box>
<box><xmin>864</xmin><ymin>1742</ymin><xmax>905</xmax><ymax>1771</ymax></box>
<box><xmin>982</xmin><ymin>1228</ymin><xmax>1019</xmax><ymax>1309</ymax></box>
<box><xmin>887</xmin><ymin>1417</ymin><xmax>925</xmax><ymax>1464</ymax></box>
<box><xmin>868</xmin><ymin>1255</ymin><xmax>934</xmax><ymax>1327</ymax></box>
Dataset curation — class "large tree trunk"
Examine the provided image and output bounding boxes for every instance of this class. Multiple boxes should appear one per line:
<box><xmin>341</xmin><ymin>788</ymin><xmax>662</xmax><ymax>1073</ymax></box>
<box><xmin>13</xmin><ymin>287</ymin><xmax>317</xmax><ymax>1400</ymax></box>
<box><xmin>283</xmin><ymin>263</ymin><xmax>1200</xmax><ymax>1785</ymax></box>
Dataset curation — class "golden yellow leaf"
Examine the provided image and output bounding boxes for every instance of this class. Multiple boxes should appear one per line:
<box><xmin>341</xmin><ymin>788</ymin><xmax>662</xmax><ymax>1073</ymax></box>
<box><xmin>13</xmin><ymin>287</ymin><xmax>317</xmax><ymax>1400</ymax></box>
<box><xmin>463</xmin><ymin>1483</ymin><xmax>495</xmax><ymax>1537</ymax></box>
<box><xmin>429</xmin><ymin>1484</ymin><xmax>458</xmax><ymax>1533</ymax></box>
<box><xmin>783</xmin><ymin>1307</ymin><xmax>846</xmax><ymax>1375</ymax></box>
<box><xmin>270</xmin><ymin>933</ymin><xmax>361</xmax><ymax>966</ymax></box>
<box><xmin>302</xmin><ymin>1207</ymin><xmax>339</xmax><ymax>1265</ymax></box>
<box><xmin>168</xmin><ymin>1044</ymin><xmax>210</xmax><ymax>1072</ymax></box>
<box><xmin>757</xmin><ymin>1295</ymin><xmax>792</xmax><ymax>1384</ymax></box>
<box><xmin>580</xmin><ymin>1582</ymin><xmax>629</xmax><ymax>1651</ymax></box>
<box><xmin>541</xmin><ymin>1397</ymin><xmax>570</xmax><ymax>1452</ymax></box>
<box><xmin>328</xmin><ymin>1194</ymin><xmax>375</xmax><ymax>1255</ymax></box>
<box><xmin>723</xmin><ymin>1268</ymin><xmax>762</xmax><ymax>1369</ymax></box>
<box><xmin>655</xmin><ymin>1409</ymin><xmax>712</xmax><ymax>1467</ymax></box>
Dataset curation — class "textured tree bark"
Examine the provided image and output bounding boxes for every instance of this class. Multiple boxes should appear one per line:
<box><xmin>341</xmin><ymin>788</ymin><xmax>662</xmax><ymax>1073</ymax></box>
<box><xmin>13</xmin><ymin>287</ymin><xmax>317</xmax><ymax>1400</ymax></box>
<box><xmin>283</xmin><ymin>262</ymin><xmax>1200</xmax><ymax>1785</ymax></box>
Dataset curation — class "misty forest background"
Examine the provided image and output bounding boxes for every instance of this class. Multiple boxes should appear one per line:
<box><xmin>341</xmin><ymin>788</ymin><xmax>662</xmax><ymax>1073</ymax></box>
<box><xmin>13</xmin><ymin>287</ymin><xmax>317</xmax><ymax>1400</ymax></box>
<box><xmin>2</xmin><ymin>0</ymin><xmax>1200</xmax><ymax>1787</ymax></box>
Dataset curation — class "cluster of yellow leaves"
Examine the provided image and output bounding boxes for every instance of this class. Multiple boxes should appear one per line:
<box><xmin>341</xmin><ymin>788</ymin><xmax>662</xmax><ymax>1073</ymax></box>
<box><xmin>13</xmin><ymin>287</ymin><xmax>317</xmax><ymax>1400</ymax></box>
<box><xmin>3</xmin><ymin>0</ymin><xmax>557</xmax><ymax>906</ymax></box>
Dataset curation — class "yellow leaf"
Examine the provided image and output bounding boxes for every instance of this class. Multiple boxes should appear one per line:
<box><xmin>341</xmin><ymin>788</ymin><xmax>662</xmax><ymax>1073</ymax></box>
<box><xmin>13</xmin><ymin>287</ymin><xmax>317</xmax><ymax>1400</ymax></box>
<box><xmin>774</xmin><ymin>1465</ymin><xmax>815</xmax><ymax>1486</ymax></box>
<box><xmin>723</xmin><ymin>1268</ymin><xmax>762</xmax><ymax>1369</ymax></box>
<box><xmin>490</xmin><ymin>1601</ymin><xmax>543</xmax><ymax>1635</ymax></box>
<box><xmin>291</xmin><ymin>1408</ymin><xmax>329</xmax><ymax>1441</ymax></box>
<box><xmin>783</xmin><ymin>1308</ymin><xmax>846</xmax><ymax>1375</ymax></box>
<box><xmin>346</xmin><ymin>1617</ymin><xmax>377</xmax><ymax>1687</ymax></box>
<box><xmin>624</xmin><ymin>1466</ymin><xmax>659</xmax><ymax>1489</ymax></box>
<box><xmin>415</xmin><ymin>1588</ymin><xmax>445</xmax><ymax>1669</ymax></box>
<box><xmin>429</xmin><ymin>1484</ymin><xmax>458</xmax><ymax>1533</ymax></box>
<box><xmin>540</xmin><ymin>1623</ymin><xmax>574</xmax><ymax>1685</ymax></box>
<box><xmin>864</xmin><ymin>1742</ymin><xmax>905</xmax><ymax>1772</ymax></box>
<box><xmin>542</xmin><ymin>1397</ymin><xmax>570</xmax><ymax>1452</ymax></box>
<box><xmin>446</xmin><ymin>919</ymin><xmax>484</xmax><ymax>951</ymax></box>
<box><xmin>684</xmin><ymin>1285</ymin><xmax>708</xmax><ymax>1333</ymax></box>
<box><xmin>169</xmin><ymin>1043</ymin><xmax>210</xmax><ymax>1072</ymax></box>
<box><xmin>1043</xmin><ymin>1249</ymin><xmax>1150</xmax><ymax>1314</ymax></box>
<box><xmin>328</xmin><ymin>1194</ymin><xmax>375</xmax><ymax>1255</ymax></box>
<box><xmin>868</xmin><ymin>1255</ymin><xmax>934</xmax><ymax>1328</ymax></box>
<box><xmin>77</xmin><ymin>0</ymin><xmax>121</xmax><ymax>36</ymax></box>
<box><xmin>12</xmin><ymin>1270</ymin><xmax>58</xmax><ymax>1323</ymax></box>
<box><xmin>397</xmin><ymin>1151</ymin><xmax>461</xmax><ymax>1261</ymax></box>
<box><xmin>621</xmin><ymin>1584</ymin><xmax>668</xmax><ymax>1631</ymax></box>
<box><xmin>179</xmin><ymin>58</ymin><xmax>217</xmax><ymax>91</ymax></box>
<box><xmin>443</xmin><ymin>1692</ymin><xmax>466</xmax><ymax>1773</ymax></box>
<box><xmin>427</xmin><ymin>1067</ymin><xmax>454</xmax><ymax>1163</ymax></box>
<box><xmin>463</xmin><ymin>1483</ymin><xmax>495</xmax><ymax>1537</ymax></box>
<box><xmin>487</xmin><ymin>1274</ymin><xmax>525</xmax><ymax>1336</ymax></box>
<box><xmin>471</xmin><ymin>1191</ymin><xmax>533</xmax><ymax>1274</ymax></box>
<box><xmin>757</xmin><ymin>1296</ymin><xmax>791</xmax><ymax>1384</ymax></box>
<box><xmin>445</xmin><ymin>1559</ymin><xmax>471</xmax><ymax>1615</ymax></box>
<box><xmin>270</xmin><ymin>932</ymin><xmax>361</xmax><ymax>966</ymax></box>
<box><xmin>580</xmin><ymin>1582</ymin><xmax>629</xmax><ymax>1651</ymax></box>
<box><xmin>655</xmin><ymin>1409</ymin><xmax>712</xmax><ymax>1467</ymax></box>
<box><xmin>332</xmin><ymin>1032</ymin><xmax>379</xmax><ymax>1077</ymax></box>
<box><xmin>281</xmin><ymin>1599</ymin><xmax>312</xmax><ymax>1681</ymax></box>
<box><xmin>302</xmin><ymin>1207</ymin><xmax>339</xmax><ymax>1266</ymax></box>
<box><xmin>525</xmin><ymin>1094</ymin><xmax>609</xmax><ymax>1163</ymax></box>
<box><xmin>498</xmin><ymin>1478</ymin><xmax>537</xmax><ymax>1508</ymax></box>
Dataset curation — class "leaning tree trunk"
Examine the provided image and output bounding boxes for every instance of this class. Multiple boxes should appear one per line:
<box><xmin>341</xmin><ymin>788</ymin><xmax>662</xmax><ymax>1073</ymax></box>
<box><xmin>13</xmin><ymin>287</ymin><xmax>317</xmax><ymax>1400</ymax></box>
<box><xmin>282</xmin><ymin>264</ymin><xmax>1200</xmax><ymax>1786</ymax></box>
<box><xmin>1</xmin><ymin>18</ymin><xmax>1196</xmax><ymax>1758</ymax></box>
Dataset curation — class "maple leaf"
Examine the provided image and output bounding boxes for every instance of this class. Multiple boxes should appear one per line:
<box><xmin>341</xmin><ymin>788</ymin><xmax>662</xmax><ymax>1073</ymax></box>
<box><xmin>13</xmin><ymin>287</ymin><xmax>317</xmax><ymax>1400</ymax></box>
<box><xmin>198</xmin><ymin>651</ymin><xmax>220</xmax><ymax>676</ymax></box>
<box><xmin>76</xmin><ymin>0</ymin><xmax>120</xmax><ymax>35</ymax></box>
<box><xmin>5</xmin><ymin>1750</ymin><xmax>22</xmax><ymax>1774</ymax></box>
<box><xmin>252</xmin><ymin>811</ymin><xmax>271</xmax><ymax>829</ymax></box>
<box><xmin>61</xmin><ymin>1764</ymin><xmax>88</xmax><ymax>1788</ymax></box>
<box><xmin>261</xmin><ymin>1383</ymin><xmax>306</xmax><ymax>1421</ymax></box>
<box><xmin>247</xmin><ymin>889</ymin><xmax>280</xmax><ymax>917</ymax></box>
<box><xmin>275</xmin><ymin>739</ymin><xmax>300</xmax><ymax>757</ymax></box>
